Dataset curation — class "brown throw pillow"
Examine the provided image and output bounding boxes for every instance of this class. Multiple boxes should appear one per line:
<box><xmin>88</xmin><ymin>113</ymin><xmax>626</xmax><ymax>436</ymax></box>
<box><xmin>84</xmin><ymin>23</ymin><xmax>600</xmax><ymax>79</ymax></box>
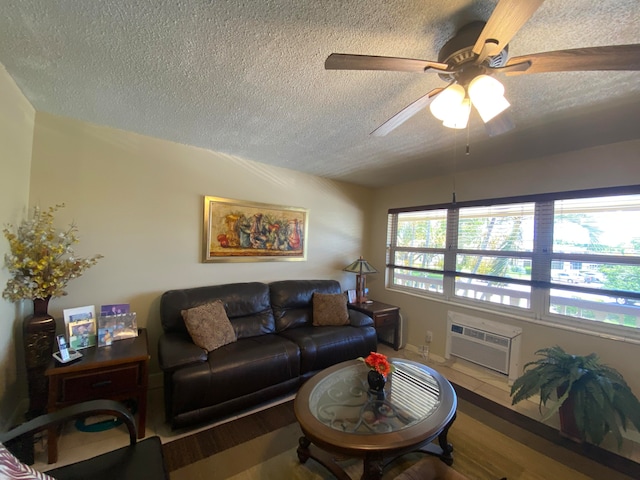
<box><xmin>181</xmin><ymin>299</ymin><xmax>237</xmax><ymax>352</ymax></box>
<box><xmin>313</xmin><ymin>292</ymin><xmax>350</xmax><ymax>326</ymax></box>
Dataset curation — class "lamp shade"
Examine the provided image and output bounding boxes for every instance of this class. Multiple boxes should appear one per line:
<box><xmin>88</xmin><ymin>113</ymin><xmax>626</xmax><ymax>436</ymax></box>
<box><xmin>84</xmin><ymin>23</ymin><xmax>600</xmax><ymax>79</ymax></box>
<box><xmin>468</xmin><ymin>74</ymin><xmax>510</xmax><ymax>123</ymax></box>
<box><xmin>442</xmin><ymin>97</ymin><xmax>471</xmax><ymax>129</ymax></box>
<box><xmin>429</xmin><ymin>84</ymin><xmax>466</xmax><ymax>121</ymax></box>
<box><xmin>343</xmin><ymin>256</ymin><xmax>378</xmax><ymax>275</ymax></box>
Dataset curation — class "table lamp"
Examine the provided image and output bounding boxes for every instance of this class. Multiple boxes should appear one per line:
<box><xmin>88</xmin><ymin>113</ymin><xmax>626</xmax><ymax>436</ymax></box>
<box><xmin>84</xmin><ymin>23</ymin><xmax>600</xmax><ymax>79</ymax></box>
<box><xmin>343</xmin><ymin>256</ymin><xmax>378</xmax><ymax>304</ymax></box>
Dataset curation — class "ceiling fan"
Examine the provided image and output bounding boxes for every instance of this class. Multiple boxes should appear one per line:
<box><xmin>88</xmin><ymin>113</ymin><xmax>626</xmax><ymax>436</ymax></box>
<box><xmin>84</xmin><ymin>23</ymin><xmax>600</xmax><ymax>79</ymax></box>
<box><xmin>325</xmin><ymin>0</ymin><xmax>640</xmax><ymax>137</ymax></box>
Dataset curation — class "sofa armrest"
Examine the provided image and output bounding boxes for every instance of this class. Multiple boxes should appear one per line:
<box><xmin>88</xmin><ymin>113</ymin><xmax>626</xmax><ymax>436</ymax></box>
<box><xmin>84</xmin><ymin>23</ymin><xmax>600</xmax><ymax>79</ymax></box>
<box><xmin>348</xmin><ymin>309</ymin><xmax>374</xmax><ymax>327</ymax></box>
<box><xmin>0</xmin><ymin>399</ymin><xmax>137</xmax><ymax>446</ymax></box>
<box><xmin>158</xmin><ymin>332</ymin><xmax>208</xmax><ymax>372</ymax></box>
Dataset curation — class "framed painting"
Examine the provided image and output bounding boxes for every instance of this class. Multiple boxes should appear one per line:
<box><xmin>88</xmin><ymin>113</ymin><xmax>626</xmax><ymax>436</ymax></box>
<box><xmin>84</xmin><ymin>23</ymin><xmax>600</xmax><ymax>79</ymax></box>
<box><xmin>203</xmin><ymin>196</ymin><xmax>308</xmax><ymax>262</ymax></box>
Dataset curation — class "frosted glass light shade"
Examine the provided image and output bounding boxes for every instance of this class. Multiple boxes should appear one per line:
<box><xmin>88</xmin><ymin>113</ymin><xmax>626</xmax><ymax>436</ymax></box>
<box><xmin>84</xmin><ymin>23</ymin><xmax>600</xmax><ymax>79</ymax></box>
<box><xmin>443</xmin><ymin>97</ymin><xmax>471</xmax><ymax>129</ymax></box>
<box><xmin>430</xmin><ymin>84</ymin><xmax>466</xmax><ymax>121</ymax></box>
<box><xmin>468</xmin><ymin>75</ymin><xmax>510</xmax><ymax>123</ymax></box>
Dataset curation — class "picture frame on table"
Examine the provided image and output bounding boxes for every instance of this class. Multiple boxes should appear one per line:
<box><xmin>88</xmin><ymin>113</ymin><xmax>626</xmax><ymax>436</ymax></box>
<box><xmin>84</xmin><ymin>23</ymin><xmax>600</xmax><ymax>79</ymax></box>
<box><xmin>203</xmin><ymin>196</ymin><xmax>308</xmax><ymax>263</ymax></box>
<box><xmin>347</xmin><ymin>289</ymin><xmax>357</xmax><ymax>304</ymax></box>
<box><xmin>97</xmin><ymin>316</ymin><xmax>117</xmax><ymax>347</ymax></box>
<box><xmin>63</xmin><ymin>305</ymin><xmax>97</xmax><ymax>350</ymax></box>
<box><xmin>100</xmin><ymin>303</ymin><xmax>130</xmax><ymax>316</ymax></box>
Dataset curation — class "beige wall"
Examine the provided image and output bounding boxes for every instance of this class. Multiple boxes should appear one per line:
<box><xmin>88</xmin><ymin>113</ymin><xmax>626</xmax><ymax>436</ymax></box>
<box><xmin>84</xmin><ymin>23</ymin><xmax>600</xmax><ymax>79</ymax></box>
<box><xmin>0</xmin><ymin>64</ymin><xmax>35</xmax><ymax>423</ymax></box>
<box><xmin>28</xmin><ymin>112</ymin><xmax>372</xmax><ymax>384</ymax></box>
<box><xmin>367</xmin><ymin>139</ymin><xmax>640</xmax><ymax>395</ymax></box>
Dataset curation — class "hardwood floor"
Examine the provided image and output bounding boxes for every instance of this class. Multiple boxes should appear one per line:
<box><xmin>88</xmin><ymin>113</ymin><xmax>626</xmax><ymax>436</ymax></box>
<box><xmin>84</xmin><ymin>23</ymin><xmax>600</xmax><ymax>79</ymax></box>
<box><xmin>35</xmin><ymin>344</ymin><xmax>639</xmax><ymax>479</ymax></box>
<box><xmin>161</xmin><ymin>394</ymin><xmax>638</xmax><ymax>479</ymax></box>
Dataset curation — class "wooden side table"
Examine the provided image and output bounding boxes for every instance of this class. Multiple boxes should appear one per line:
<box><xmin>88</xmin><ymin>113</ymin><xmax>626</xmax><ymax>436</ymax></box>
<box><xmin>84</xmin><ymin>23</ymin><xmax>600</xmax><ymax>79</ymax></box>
<box><xmin>349</xmin><ymin>301</ymin><xmax>401</xmax><ymax>350</ymax></box>
<box><xmin>45</xmin><ymin>328</ymin><xmax>149</xmax><ymax>463</ymax></box>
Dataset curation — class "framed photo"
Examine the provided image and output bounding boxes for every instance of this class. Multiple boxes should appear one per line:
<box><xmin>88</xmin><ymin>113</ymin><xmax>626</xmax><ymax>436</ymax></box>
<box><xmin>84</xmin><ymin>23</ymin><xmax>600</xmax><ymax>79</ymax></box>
<box><xmin>203</xmin><ymin>196</ymin><xmax>308</xmax><ymax>263</ymax></box>
<box><xmin>347</xmin><ymin>289</ymin><xmax>357</xmax><ymax>304</ymax></box>
<box><xmin>98</xmin><ymin>312</ymin><xmax>138</xmax><ymax>345</ymax></box>
<box><xmin>97</xmin><ymin>316</ymin><xmax>116</xmax><ymax>347</ymax></box>
<box><xmin>63</xmin><ymin>305</ymin><xmax>97</xmax><ymax>350</ymax></box>
<box><xmin>100</xmin><ymin>303</ymin><xmax>130</xmax><ymax>316</ymax></box>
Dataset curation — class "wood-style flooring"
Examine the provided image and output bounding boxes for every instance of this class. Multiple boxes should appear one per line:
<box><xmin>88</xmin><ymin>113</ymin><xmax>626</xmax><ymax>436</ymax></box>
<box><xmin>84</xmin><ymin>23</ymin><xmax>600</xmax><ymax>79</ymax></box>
<box><xmin>162</xmin><ymin>383</ymin><xmax>639</xmax><ymax>479</ymax></box>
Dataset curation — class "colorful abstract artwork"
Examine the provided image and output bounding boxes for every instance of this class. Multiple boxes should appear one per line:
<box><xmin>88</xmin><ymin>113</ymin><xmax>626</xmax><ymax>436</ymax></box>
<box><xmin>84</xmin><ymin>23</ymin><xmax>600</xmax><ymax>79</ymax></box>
<box><xmin>203</xmin><ymin>196</ymin><xmax>308</xmax><ymax>262</ymax></box>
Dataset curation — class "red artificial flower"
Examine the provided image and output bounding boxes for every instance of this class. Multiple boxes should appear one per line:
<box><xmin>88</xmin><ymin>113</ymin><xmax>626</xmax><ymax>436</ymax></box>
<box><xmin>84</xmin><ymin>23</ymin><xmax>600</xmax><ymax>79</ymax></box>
<box><xmin>362</xmin><ymin>352</ymin><xmax>394</xmax><ymax>377</ymax></box>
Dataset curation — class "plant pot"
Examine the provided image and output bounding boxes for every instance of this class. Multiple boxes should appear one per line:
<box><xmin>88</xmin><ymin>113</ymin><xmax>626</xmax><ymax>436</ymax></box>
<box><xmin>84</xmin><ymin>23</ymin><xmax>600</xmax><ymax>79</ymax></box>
<box><xmin>367</xmin><ymin>370</ymin><xmax>386</xmax><ymax>392</ymax></box>
<box><xmin>23</xmin><ymin>296</ymin><xmax>56</xmax><ymax>419</ymax></box>
<box><xmin>557</xmin><ymin>386</ymin><xmax>583</xmax><ymax>443</ymax></box>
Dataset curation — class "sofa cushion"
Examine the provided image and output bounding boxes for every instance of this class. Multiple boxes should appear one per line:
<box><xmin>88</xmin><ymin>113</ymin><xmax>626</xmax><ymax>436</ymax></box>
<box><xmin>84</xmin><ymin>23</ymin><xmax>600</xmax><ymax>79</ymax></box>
<box><xmin>161</xmin><ymin>282</ymin><xmax>276</xmax><ymax>338</ymax></box>
<box><xmin>181</xmin><ymin>300</ymin><xmax>237</xmax><ymax>352</ymax></box>
<box><xmin>168</xmin><ymin>335</ymin><xmax>301</xmax><ymax>425</ymax></box>
<box><xmin>279</xmin><ymin>324</ymin><xmax>378</xmax><ymax>375</ymax></box>
<box><xmin>0</xmin><ymin>443</ymin><xmax>54</xmax><ymax>479</ymax></box>
<box><xmin>270</xmin><ymin>279</ymin><xmax>342</xmax><ymax>331</ymax></box>
<box><xmin>312</xmin><ymin>292</ymin><xmax>349</xmax><ymax>326</ymax></box>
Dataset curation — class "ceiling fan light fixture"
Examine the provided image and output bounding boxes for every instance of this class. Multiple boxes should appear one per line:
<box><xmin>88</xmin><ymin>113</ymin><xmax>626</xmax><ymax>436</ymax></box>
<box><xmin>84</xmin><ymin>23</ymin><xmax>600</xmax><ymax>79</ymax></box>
<box><xmin>442</xmin><ymin>97</ymin><xmax>471</xmax><ymax>129</ymax></box>
<box><xmin>468</xmin><ymin>74</ymin><xmax>510</xmax><ymax>123</ymax></box>
<box><xmin>430</xmin><ymin>84</ymin><xmax>466</xmax><ymax>121</ymax></box>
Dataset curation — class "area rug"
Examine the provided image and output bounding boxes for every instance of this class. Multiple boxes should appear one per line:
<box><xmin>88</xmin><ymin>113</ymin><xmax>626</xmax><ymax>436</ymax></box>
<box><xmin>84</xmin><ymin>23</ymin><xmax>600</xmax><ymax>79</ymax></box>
<box><xmin>164</xmin><ymin>390</ymin><xmax>638</xmax><ymax>480</ymax></box>
<box><xmin>169</xmin><ymin>422</ymin><xmax>466</xmax><ymax>480</ymax></box>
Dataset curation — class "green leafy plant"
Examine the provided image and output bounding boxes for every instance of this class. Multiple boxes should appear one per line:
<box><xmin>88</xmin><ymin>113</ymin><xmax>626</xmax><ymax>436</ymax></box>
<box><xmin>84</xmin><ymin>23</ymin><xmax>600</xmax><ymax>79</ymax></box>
<box><xmin>510</xmin><ymin>345</ymin><xmax>640</xmax><ymax>448</ymax></box>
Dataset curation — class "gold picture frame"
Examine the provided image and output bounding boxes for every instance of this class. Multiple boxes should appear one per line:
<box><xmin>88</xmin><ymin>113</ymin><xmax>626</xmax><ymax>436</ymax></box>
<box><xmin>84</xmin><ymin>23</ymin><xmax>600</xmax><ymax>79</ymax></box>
<box><xmin>203</xmin><ymin>196</ymin><xmax>308</xmax><ymax>262</ymax></box>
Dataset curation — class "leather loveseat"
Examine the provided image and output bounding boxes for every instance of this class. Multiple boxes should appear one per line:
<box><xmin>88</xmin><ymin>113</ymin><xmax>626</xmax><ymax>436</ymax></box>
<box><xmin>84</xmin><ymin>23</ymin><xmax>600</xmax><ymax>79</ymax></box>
<box><xmin>158</xmin><ymin>279</ymin><xmax>378</xmax><ymax>429</ymax></box>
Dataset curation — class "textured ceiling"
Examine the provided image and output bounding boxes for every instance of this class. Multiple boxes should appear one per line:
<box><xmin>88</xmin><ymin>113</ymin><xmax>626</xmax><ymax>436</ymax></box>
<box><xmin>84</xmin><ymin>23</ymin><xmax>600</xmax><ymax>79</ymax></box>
<box><xmin>1</xmin><ymin>0</ymin><xmax>639</xmax><ymax>187</ymax></box>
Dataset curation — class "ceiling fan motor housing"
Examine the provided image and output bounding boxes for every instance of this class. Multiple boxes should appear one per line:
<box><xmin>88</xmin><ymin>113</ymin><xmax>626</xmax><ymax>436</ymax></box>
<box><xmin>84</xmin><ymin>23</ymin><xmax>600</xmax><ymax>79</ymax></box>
<box><xmin>437</xmin><ymin>21</ymin><xmax>508</xmax><ymax>82</ymax></box>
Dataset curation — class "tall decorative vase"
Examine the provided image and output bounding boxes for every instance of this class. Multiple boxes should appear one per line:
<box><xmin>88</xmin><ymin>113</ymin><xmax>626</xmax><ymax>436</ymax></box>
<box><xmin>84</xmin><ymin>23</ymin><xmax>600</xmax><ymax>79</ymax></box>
<box><xmin>367</xmin><ymin>370</ymin><xmax>386</xmax><ymax>392</ymax></box>
<box><xmin>23</xmin><ymin>296</ymin><xmax>56</xmax><ymax>419</ymax></box>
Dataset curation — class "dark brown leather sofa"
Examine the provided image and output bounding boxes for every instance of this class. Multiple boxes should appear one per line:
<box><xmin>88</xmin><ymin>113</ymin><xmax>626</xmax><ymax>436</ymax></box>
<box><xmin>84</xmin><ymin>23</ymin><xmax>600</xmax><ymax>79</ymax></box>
<box><xmin>158</xmin><ymin>279</ymin><xmax>378</xmax><ymax>429</ymax></box>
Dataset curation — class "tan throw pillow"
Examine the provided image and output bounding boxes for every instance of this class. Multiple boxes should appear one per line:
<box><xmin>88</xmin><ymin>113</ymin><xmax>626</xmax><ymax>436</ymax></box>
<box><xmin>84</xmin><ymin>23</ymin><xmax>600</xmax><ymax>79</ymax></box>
<box><xmin>313</xmin><ymin>292</ymin><xmax>350</xmax><ymax>326</ymax></box>
<box><xmin>181</xmin><ymin>299</ymin><xmax>237</xmax><ymax>352</ymax></box>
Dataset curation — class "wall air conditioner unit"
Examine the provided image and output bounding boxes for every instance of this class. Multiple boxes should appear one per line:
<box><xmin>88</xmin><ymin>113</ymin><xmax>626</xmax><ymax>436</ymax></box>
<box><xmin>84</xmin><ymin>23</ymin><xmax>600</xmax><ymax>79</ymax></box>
<box><xmin>445</xmin><ymin>311</ymin><xmax>522</xmax><ymax>383</ymax></box>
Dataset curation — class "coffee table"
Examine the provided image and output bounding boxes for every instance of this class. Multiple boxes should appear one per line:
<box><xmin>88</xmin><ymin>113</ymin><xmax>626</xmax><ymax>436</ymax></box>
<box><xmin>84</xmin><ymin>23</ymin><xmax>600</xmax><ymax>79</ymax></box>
<box><xmin>294</xmin><ymin>358</ymin><xmax>457</xmax><ymax>480</ymax></box>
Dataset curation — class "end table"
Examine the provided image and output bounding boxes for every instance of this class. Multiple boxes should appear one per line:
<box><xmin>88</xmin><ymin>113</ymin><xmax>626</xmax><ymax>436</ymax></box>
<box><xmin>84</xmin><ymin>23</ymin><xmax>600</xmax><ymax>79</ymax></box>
<box><xmin>349</xmin><ymin>301</ymin><xmax>401</xmax><ymax>350</ymax></box>
<box><xmin>45</xmin><ymin>328</ymin><xmax>149</xmax><ymax>463</ymax></box>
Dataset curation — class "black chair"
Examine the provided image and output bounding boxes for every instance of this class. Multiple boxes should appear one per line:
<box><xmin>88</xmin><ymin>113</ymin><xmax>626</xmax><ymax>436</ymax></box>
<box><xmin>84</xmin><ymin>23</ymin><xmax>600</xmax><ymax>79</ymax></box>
<box><xmin>0</xmin><ymin>399</ymin><xmax>168</xmax><ymax>480</ymax></box>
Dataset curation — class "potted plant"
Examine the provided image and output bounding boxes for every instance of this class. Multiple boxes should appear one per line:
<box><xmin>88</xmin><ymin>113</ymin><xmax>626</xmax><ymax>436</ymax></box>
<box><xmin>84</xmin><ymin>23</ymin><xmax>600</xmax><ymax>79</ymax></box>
<box><xmin>510</xmin><ymin>345</ymin><xmax>640</xmax><ymax>448</ymax></box>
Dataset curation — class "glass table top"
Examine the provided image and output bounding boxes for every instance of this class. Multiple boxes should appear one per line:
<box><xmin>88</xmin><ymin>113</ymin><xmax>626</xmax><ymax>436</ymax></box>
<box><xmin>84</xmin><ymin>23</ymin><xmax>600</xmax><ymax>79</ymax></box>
<box><xmin>308</xmin><ymin>359</ymin><xmax>442</xmax><ymax>434</ymax></box>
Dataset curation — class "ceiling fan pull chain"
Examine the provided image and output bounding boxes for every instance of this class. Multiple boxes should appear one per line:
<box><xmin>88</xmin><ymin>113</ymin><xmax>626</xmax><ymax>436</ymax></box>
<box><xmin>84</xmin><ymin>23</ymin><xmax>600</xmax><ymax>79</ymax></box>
<box><xmin>466</xmin><ymin>117</ymin><xmax>471</xmax><ymax>155</ymax></box>
<box><xmin>452</xmin><ymin>129</ymin><xmax>458</xmax><ymax>204</ymax></box>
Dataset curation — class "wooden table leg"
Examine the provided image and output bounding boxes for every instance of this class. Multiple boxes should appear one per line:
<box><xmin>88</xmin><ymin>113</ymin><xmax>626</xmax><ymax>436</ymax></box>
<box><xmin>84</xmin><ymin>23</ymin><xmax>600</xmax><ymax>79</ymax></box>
<box><xmin>362</xmin><ymin>452</ymin><xmax>384</xmax><ymax>480</ymax></box>
<box><xmin>297</xmin><ymin>436</ymin><xmax>351</xmax><ymax>480</ymax></box>
<box><xmin>136</xmin><ymin>359</ymin><xmax>148</xmax><ymax>438</ymax></box>
<box><xmin>47</xmin><ymin>426</ymin><xmax>58</xmax><ymax>464</ymax></box>
<box><xmin>437</xmin><ymin>412</ymin><xmax>456</xmax><ymax>466</ymax></box>
<box><xmin>47</xmin><ymin>372</ymin><xmax>59</xmax><ymax>464</ymax></box>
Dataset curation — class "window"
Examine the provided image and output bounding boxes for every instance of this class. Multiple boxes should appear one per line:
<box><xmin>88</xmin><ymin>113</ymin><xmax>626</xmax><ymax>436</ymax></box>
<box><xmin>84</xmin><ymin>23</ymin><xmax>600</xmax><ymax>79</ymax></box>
<box><xmin>454</xmin><ymin>203</ymin><xmax>535</xmax><ymax>309</ymax></box>
<box><xmin>388</xmin><ymin>209</ymin><xmax>447</xmax><ymax>293</ymax></box>
<box><xmin>387</xmin><ymin>187</ymin><xmax>640</xmax><ymax>334</ymax></box>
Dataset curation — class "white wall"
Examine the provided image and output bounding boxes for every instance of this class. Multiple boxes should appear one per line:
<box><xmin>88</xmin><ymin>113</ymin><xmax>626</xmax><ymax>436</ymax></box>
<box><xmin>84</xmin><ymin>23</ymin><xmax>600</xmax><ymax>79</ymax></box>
<box><xmin>367</xmin><ymin>139</ymin><xmax>640</xmax><ymax>395</ymax></box>
<box><xmin>0</xmin><ymin>63</ymin><xmax>35</xmax><ymax>422</ymax></box>
<box><xmin>28</xmin><ymin>112</ymin><xmax>372</xmax><ymax>381</ymax></box>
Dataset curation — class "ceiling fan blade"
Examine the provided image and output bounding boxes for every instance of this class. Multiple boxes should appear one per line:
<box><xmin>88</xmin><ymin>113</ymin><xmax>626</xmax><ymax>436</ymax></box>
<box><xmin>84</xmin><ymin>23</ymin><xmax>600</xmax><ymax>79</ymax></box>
<box><xmin>484</xmin><ymin>110</ymin><xmax>515</xmax><ymax>137</ymax></box>
<box><xmin>473</xmin><ymin>0</ymin><xmax>545</xmax><ymax>63</ymax></box>
<box><xmin>371</xmin><ymin>88</ymin><xmax>445</xmax><ymax>136</ymax></box>
<box><xmin>326</xmin><ymin>53</ymin><xmax>449</xmax><ymax>73</ymax></box>
<box><xmin>504</xmin><ymin>44</ymin><xmax>640</xmax><ymax>75</ymax></box>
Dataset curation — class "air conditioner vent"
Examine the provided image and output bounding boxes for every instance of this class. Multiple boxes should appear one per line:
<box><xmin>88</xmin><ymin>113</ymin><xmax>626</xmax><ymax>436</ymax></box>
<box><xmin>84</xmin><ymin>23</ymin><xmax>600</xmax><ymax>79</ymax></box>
<box><xmin>445</xmin><ymin>311</ymin><xmax>523</xmax><ymax>383</ymax></box>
